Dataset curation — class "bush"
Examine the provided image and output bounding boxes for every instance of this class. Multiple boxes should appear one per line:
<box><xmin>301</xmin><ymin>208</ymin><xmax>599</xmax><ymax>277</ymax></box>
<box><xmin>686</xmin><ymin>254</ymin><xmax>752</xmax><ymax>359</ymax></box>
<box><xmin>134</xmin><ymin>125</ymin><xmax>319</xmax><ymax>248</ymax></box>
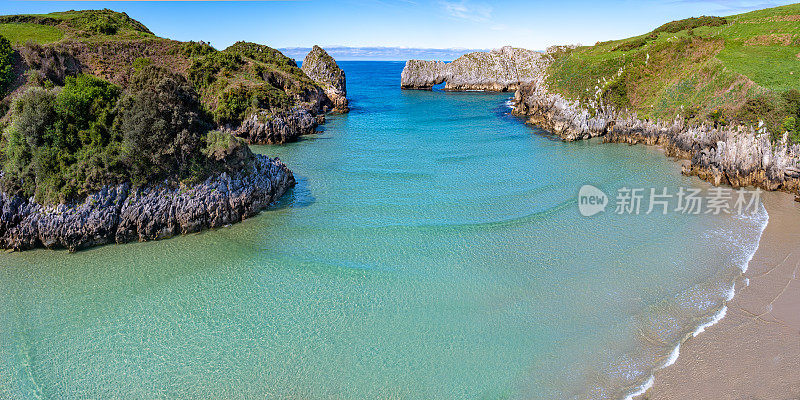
<box><xmin>601</xmin><ymin>73</ymin><xmax>630</xmax><ymax>110</ymax></box>
<box><xmin>1</xmin><ymin>76</ymin><xmax>123</xmax><ymax>203</ymax></box>
<box><xmin>181</xmin><ymin>41</ymin><xmax>216</xmax><ymax>59</ymax></box>
<box><xmin>131</xmin><ymin>57</ymin><xmax>152</xmax><ymax>72</ymax></box>
<box><xmin>19</xmin><ymin>43</ymin><xmax>81</xmax><ymax>86</ymax></box>
<box><xmin>1</xmin><ymin>67</ymin><xmax>256</xmax><ymax>204</ymax></box>
<box><xmin>708</xmin><ymin>109</ymin><xmax>728</xmax><ymax>126</ymax></box>
<box><xmin>0</xmin><ymin>35</ymin><xmax>13</xmax><ymax>93</ymax></box>
<box><xmin>214</xmin><ymin>84</ymin><xmax>290</xmax><ymax>124</ymax></box>
<box><xmin>115</xmin><ymin>66</ymin><xmax>211</xmax><ymax>185</ymax></box>
<box><xmin>612</xmin><ymin>37</ymin><xmax>648</xmax><ymax>52</ymax></box>
<box><xmin>653</xmin><ymin>16</ymin><xmax>727</xmax><ymax>35</ymax></box>
<box><xmin>187</xmin><ymin>51</ymin><xmax>243</xmax><ymax>90</ymax></box>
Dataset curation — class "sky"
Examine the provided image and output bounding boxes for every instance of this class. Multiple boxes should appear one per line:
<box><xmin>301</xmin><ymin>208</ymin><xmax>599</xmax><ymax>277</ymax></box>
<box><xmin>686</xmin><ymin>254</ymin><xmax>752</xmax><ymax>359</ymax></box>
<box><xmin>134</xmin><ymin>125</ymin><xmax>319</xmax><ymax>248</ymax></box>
<box><xmin>0</xmin><ymin>0</ymin><xmax>796</xmax><ymax>59</ymax></box>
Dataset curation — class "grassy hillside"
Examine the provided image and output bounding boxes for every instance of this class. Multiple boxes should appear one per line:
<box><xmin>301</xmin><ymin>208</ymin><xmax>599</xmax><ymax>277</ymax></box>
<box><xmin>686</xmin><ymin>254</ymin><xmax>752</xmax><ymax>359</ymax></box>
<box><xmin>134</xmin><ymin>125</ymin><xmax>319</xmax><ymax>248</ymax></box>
<box><xmin>544</xmin><ymin>3</ymin><xmax>800</xmax><ymax>141</ymax></box>
<box><xmin>0</xmin><ymin>9</ymin><xmax>153</xmax><ymax>43</ymax></box>
<box><xmin>0</xmin><ymin>9</ymin><xmax>322</xmax><ymax>125</ymax></box>
<box><xmin>0</xmin><ymin>10</ymin><xmax>323</xmax><ymax>204</ymax></box>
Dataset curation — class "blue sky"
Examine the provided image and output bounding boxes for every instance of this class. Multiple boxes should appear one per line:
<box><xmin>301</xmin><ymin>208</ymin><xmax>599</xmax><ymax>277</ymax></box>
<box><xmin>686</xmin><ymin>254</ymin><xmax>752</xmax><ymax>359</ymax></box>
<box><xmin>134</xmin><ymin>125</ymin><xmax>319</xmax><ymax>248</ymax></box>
<box><xmin>0</xmin><ymin>0</ymin><xmax>796</xmax><ymax>56</ymax></box>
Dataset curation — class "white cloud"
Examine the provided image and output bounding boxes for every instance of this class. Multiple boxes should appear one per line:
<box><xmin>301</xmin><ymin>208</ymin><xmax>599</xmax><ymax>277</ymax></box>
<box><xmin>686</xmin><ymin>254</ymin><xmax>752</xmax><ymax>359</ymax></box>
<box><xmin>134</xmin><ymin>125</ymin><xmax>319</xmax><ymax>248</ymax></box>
<box><xmin>440</xmin><ymin>0</ymin><xmax>493</xmax><ymax>22</ymax></box>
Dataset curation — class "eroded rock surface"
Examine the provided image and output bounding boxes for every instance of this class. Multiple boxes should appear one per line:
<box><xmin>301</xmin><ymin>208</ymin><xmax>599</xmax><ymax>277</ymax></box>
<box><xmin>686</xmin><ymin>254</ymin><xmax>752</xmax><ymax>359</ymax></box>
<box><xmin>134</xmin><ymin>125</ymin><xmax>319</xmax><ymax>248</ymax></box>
<box><xmin>0</xmin><ymin>155</ymin><xmax>295</xmax><ymax>252</ymax></box>
<box><xmin>302</xmin><ymin>45</ymin><xmax>348</xmax><ymax>112</ymax></box>
<box><xmin>401</xmin><ymin>46</ymin><xmax>547</xmax><ymax>91</ymax></box>
<box><xmin>513</xmin><ymin>82</ymin><xmax>800</xmax><ymax>194</ymax></box>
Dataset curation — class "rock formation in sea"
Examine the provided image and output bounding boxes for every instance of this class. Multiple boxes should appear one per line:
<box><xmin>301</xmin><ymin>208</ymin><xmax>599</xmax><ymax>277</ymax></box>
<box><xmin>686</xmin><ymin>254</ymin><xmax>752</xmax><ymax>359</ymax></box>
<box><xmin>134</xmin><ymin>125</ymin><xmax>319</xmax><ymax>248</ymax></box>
<box><xmin>302</xmin><ymin>45</ymin><xmax>349</xmax><ymax>112</ymax></box>
<box><xmin>400</xmin><ymin>46</ymin><xmax>547</xmax><ymax>91</ymax></box>
<box><xmin>401</xmin><ymin>45</ymin><xmax>800</xmax><ymax>195</ymax></box>
<box><xmin>0</xmin><ymin>155</ymin><xmax>295</xmax><ymax>252</ymax></box>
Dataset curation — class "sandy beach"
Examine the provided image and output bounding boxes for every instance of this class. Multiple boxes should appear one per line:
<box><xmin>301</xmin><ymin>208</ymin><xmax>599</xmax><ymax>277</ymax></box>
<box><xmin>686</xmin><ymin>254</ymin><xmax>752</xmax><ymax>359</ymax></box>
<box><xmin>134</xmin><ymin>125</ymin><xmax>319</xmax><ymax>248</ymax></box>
<box><xmin>643</xmin><ymin>191</ymin><xmax>800</xmax><ymax>399</ymax></box>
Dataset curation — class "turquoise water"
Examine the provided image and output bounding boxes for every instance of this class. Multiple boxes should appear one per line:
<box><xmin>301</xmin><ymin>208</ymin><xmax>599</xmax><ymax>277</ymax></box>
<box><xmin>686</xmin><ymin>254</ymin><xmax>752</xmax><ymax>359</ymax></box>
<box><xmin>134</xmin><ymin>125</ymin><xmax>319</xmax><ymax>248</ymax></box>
<box><xmin>0</xmin><ymin>62</ymin><xmax>766</xmax><ymax>399</ymax></box>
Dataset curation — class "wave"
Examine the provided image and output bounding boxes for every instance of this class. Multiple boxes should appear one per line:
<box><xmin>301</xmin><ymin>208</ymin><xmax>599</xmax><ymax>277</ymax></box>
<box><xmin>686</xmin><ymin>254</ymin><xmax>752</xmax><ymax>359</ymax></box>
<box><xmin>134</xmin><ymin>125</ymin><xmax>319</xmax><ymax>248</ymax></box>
<box><xmin>620</xmin><ymin>202</ymin><xmax>769</xmax><ymax>400</ymax></box>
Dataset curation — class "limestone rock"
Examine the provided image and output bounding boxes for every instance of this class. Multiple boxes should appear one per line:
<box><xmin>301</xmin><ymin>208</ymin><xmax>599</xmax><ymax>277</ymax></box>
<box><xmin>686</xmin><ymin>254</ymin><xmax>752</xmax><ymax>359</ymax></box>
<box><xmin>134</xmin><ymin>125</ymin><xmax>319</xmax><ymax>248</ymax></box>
<box><xmin>513</xmin><ymin>81</ymin><xmax>800</xmax><ymax>195</ymax></box>
<box><xmin>401</xmin><ymin>46</ymin><xmax>547</xmax><ymax>91</ymax></box>
<box><xmin>0</xmin><ymin>155</ymin><xmax>295</xmax><ymax>252</ymax></box>
<box><xmin>302</xmin><ymin>45</ymin><xmax>348</xmax><ymax>112</ymax></box>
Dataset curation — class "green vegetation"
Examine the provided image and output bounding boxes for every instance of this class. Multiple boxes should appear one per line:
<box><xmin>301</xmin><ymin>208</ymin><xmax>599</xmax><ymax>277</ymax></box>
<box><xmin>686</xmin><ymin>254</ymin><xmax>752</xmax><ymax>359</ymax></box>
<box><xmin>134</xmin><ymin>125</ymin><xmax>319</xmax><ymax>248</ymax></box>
<box><xmin>0</xmin><ymin>9</ymin><xmax>153</xmax><ymax>43</ymax></box>
<box><xmin>546</xmin><ymin>4</ymin><xmax>800</xmax><ymax>141</ymax></box>
<box><xmin>0</xmin><ymin>23</ymin><xmax>63</xmax><ymax>44</ymax></box>
<box><xmin>0</xmin><ymin>9</ymin><xmax>322</xmax><ymax>129</ymax></box>
<box><xmin>0</xmin><ymin>35</ymin><xmax>13</xmax><ymax>92</ymax></box>
<box><xmin>186</xmin><ymin>41</ymin><xmax>315</xmax><ymax>124</ymax></box>
<box><xmin>652</xmin><ymin>16</ymin><xmax>728</xmax><ymax>34</ymax></box>
<box><xmin>214</xmin><ymin>84</ymin><xmax>290</xmax><ymax>124</ymax></box>
<box><xmin>0</xmin><ymin>9</ymin><xmax>326</xmax><ymax>204</ymax></box>
<box><xmin>0</xmin><ymin>67</ymin><xmax>248</xmax><ymax>204</ymax></box>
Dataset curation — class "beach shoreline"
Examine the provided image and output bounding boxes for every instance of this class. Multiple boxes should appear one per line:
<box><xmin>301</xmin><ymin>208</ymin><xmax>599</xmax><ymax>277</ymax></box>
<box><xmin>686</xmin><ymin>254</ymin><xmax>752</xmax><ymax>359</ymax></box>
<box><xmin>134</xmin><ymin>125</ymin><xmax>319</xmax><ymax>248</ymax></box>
<box><xmin>639</xmin><ymin>190</ymin><xmax>800</xmax><ymax>399</ymax></box>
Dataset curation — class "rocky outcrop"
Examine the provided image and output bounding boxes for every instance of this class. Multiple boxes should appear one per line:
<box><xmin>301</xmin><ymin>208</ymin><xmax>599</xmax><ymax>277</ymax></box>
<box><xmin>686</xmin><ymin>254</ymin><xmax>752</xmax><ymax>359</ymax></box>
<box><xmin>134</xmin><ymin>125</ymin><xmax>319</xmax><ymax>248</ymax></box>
<box><xmin>302</xmin><ymin>45</ymin><xmax>348</xmax><ymax>112</ymax></box>
<box><xmin>222</xmin><ymin>108</ymin><xmax>323</xmax><ymax>145</ymax></box>
<box><xmin>400</xmin><ymin>46</ymin><xmax>547</xmax><ymax>91</ymax></box>
<box><xmin>513</xmin><ymin>81</ymin><xmax>800</xmax><ymax>195</ymax></box>
<box><xmin>0</xmin><ymin>155</ymin><xmax>295</xmax><ymax>252</ymax></box>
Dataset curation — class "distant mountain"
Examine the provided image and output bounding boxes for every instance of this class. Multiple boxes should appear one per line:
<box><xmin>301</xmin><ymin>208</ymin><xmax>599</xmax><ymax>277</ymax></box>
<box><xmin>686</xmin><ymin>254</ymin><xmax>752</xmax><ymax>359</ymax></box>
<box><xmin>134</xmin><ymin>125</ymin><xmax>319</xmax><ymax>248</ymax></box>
<box><xmin>279</xmin><ymin>46</ymin><xmax>492</xmax><ymax>61</ymax></box>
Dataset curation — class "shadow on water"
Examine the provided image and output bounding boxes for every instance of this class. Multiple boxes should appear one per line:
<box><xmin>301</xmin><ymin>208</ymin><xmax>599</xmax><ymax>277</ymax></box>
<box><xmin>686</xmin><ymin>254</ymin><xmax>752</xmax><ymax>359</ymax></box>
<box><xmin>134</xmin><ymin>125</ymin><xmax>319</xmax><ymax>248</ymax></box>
<box><xmin>269</xmin><ymin>175</ymin><xmax>315</xmax><ymax>211</ymax></box>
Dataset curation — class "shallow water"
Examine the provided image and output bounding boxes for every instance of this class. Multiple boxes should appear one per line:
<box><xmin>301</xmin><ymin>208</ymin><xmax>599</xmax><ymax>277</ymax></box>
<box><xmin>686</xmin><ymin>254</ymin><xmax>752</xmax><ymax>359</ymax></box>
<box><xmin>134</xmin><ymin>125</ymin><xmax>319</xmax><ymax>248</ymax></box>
<box><xmin>0</xmin><ymin>62</ymin><xmax>766</xmax><ymax>399</ymax></box>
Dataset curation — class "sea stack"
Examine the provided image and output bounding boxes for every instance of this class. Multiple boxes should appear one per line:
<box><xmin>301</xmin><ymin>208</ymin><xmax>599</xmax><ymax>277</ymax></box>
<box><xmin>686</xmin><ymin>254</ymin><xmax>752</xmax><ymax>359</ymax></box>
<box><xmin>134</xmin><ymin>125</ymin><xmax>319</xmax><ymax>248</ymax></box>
<box><xmin>302</xmin><ymin>45</ymin><xmax>349</xmax><ymax>113</ymax></box>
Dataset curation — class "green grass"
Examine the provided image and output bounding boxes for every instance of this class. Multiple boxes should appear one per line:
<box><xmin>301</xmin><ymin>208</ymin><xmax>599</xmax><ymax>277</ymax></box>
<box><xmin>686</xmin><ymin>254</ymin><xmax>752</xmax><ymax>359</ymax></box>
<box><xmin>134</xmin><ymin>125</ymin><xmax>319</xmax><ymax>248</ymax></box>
<box><xmin>545</xmin><ymin>3</ymin><xmax>800</xmax><ymax>134</ymax></box>
<box><xmin>0</xmin><ymin>9</ymin><xmax>154</xmax><ymax>44</ymax></box>
<box><xmin>0</xmin><ymin>23</ymin><xmax>63</xmax><ymax>44</ymax></box>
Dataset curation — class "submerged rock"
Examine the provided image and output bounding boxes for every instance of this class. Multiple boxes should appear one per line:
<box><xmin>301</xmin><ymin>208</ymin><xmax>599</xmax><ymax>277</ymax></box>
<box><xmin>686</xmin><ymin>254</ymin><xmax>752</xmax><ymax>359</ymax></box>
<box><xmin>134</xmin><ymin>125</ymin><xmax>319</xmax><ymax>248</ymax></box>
<box><xmin>0</xmin><ymin>155</ymin><xmax>295</xmax><ymax>252</ymax></box>
<box><xmin>302</xmin><ymin>45</ymin><xmax>349</xmax><ymax>112</ymax></box>
<box><xmin>400</xmin><ymin>46</ymin><xmax>547</xmax><ymax>91</ymax></box>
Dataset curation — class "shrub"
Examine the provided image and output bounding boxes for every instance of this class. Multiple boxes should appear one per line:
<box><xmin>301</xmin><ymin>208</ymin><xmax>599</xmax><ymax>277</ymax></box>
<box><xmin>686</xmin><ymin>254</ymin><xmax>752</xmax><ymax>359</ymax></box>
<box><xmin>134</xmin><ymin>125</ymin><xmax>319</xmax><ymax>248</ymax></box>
<box><xmin>131</xmin><ymin>57</ymin><xmax>152</xmax><ymax>72</ymax></box>
<box><xmin>187</xmin><ymin>51</ymin><xmax>243</xmax><ymax>90</ymax></box>
<box><xmin>214</xmin><ymin>84</ymin><xmax>290</xmax><ymax>124</ymax></box>
<box><xmin>709</xmin><ymin>109</ymin><xmax>728</xmax><ymax>126</ymax></box>
<box><xmin>601</xmin><ymin>73</ymin><xmax>630</xmax><ymax>110</ymax></box>
<box><xmin>181</xmin><ymin>41</ymin><xmax>216</xmax><ymax>59</ymax></box>
<box><xmin>115</xmin><ymin>66</ymin><xmax>211</xmax><ymax>185</ymax></box>
<box><xmin>0</xmin><ymin>35</ymin><xmax>13</xmax><ymax>93</ymax></box>
<box><xmin>19</xmin><ymin>43</ymin><xmax>81</xmax><ymax>86</ymax></box>
<box><xmin>1</xmin><ymin>76</ymin><xmax>122</xmax><ymax>202</ymax></box>
<box><xmin>737</xmin><ymin>95</ymin><xmax>779</xmax><ymax>125</ymax></box>
<box><xmin>653</xmin><ymin>16</ymin><xmax>727</xmax><ymax>35</ymax></box>
<box><xmin>612</xmin><ymin>37</ymin><xmax>648</xmax><ymax>52</ymax></box>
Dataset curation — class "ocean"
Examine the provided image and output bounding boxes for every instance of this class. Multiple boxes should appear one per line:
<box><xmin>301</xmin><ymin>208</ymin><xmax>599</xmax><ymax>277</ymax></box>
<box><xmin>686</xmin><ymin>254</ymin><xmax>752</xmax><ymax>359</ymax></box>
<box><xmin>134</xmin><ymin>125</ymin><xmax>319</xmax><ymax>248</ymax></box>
<box><xmin>0</xmin><ymin>61</ymin><xmax>767</xmax><ymax>399</ymax></box>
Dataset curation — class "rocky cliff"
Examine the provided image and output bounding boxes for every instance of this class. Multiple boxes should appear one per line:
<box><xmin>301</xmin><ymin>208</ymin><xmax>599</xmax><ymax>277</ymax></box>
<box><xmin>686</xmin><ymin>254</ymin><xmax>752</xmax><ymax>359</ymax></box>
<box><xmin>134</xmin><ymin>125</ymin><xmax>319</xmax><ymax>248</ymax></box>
<box><xmin>2</xmin><ymin>12</ymin><xmax>337</xmax><ymax>146</ymax></box>
<box><xmin>400</xmin><ymin>46</ymin><xmax>547</xmax><ymax>91</ymax></box>
<box><xmin>301</xmin><ymin>45</ymin><xmax>348</xmax><ymax>112</ymax></box>
<box><xmin>0</xmin><ymin>155</ymin><xmax>295</xmax><ymax>252</ymax></box>
<box><xmin>513</xmin><ymin>81</ymin><xmax>800</xmax><ymax>195</ymax></box>
<box><xmin>221</xmin><ymin>108</ymin><xmax>323</xmax><ymax>145</ymax></box>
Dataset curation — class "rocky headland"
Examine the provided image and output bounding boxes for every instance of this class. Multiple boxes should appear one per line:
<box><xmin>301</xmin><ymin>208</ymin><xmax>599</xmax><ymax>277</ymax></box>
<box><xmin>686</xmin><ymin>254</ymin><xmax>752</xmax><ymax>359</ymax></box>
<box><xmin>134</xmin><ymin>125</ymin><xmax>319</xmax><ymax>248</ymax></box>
<box><xmin>302</xmin><ymin>45</ymin><xmax>349</xmax><ymax>113</ymax></box>
<box><xmin>512</xmin><ymin>80</ymin><xmax>800</xmax><ymax>195</ymax></box>
<box><xmin>401</xmin><ymin>42</ymin><xmax>800</xmax><ymax>196</ymax></box>
<box><xmin>0</xmin><ymin>154</ymin><xmax>294</xmax><ymax>252</ymax></box>
<box><xmin>400</xmin><ymin>46</ymin><xmax>548</xmax><ymax>91</ymax></box>
<box><xmin>1</xmin><ymin>12</ymin><xmax>348</xmax><ymax>146</ymax></box>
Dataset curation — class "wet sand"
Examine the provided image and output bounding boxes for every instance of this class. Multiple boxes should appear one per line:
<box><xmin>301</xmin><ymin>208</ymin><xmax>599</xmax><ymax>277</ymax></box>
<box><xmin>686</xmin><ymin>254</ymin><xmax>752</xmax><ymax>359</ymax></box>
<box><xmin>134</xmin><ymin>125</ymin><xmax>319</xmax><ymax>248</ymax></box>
<box><xmin>643</xmin><ymin>191</ymin><xmax>800</xmax><ymax>399</ymax></box>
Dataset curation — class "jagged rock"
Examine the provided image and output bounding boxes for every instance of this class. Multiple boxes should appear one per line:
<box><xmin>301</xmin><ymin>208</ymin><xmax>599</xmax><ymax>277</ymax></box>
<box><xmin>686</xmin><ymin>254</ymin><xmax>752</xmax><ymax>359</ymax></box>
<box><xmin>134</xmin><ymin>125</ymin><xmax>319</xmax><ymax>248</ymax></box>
<box><xmin>0</xmin><ymin>155</ymin><xmax>295</xmax><ymax>252</ymax></box>
<box><xmin>302</xmin><ymin>45</ymin><xmax>348</xmax><ymax>112</ymax></box>
<box><xmin>513</xmin><ymin>80</ymin><xmax>800</xmax><ymax>195</ymax></box>
<box><xmin>222</xmin><ymin>108</ymin><xmax>319</xmax><ymax>145</ymax></box>
<box><xmin>400</xmin><ymin>46</ymin><xmax>547</xmax><ymax>91</ymax></box>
